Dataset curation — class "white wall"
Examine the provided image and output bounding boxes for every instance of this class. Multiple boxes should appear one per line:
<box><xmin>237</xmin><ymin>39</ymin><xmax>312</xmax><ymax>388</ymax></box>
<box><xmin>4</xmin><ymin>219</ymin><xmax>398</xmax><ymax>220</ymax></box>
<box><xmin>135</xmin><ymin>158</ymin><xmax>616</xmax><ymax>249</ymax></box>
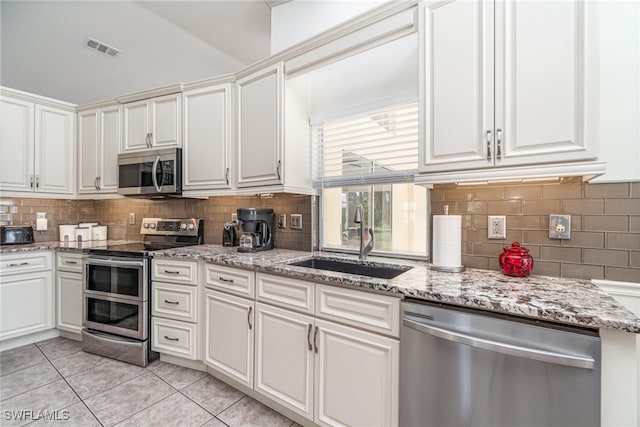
<box><xmin>270</xmin><ymin>0</ymin><xmax>388</xmax><ymax>54</ymax></box>
<box><xmin>592</xmin><ymin>0</ymin><xmax>640</xmax><ymax>182</ymax></box>
<box><xmin>307</xmin><ymin>34</ymin><xmax>418</xmax><ymax>123</ymax></box>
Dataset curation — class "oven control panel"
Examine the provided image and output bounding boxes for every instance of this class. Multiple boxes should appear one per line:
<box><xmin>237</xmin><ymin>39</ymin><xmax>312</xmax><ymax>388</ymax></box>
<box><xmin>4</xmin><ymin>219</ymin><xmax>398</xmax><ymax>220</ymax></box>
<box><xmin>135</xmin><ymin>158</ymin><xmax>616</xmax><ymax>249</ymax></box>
<box><xmin>140</xmin><ymin>218</ymin><xmax>202</xmax><ymax>236</ymax></box>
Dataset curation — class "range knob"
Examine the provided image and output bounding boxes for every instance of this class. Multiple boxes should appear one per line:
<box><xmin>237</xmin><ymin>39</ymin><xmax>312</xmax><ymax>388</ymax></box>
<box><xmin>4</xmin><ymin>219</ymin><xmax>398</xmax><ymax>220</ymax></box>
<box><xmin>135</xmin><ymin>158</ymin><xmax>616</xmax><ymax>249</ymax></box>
<box><xmin>181</xmin><ymin>223</ymin><xmax>187</xmax><ymax>230</ymax></box>
<box><xmin>150</xmin><ymin>223</ymin><xmax>156</xmax><ymax>229</ymax></box>
<box><xmin>143</xmin><ymin>223</ymin><xmax>150</xmax><ymax>229</ymax></box>
<box><xmin>187</xmin><ymin>224</ymin><xmax>195</xmax><ymax>231</ymax></box>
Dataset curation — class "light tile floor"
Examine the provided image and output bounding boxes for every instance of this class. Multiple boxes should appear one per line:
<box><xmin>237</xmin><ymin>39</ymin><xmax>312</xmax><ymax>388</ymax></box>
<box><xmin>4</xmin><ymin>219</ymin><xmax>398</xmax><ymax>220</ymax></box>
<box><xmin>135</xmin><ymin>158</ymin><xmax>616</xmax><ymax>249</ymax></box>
<box><xmin>0</xmin><ymin>337</ymin><xmax>294</xmax><ymax>427</ymax></box>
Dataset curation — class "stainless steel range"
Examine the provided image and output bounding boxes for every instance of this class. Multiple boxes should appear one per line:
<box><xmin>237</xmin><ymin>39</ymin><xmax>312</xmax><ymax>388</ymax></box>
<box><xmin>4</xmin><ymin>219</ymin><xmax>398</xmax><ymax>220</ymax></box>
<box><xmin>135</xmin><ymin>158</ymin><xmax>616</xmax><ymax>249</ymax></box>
<box><xmin>82</xmin><ymin>218</ymin><xmax>203</xmax><ymax>366</ymax></box>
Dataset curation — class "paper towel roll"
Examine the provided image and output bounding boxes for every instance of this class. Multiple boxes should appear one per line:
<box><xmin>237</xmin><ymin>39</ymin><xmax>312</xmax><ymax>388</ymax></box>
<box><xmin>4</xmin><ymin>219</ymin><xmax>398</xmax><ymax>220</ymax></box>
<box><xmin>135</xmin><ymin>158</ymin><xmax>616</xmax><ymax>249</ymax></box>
<box><xmin>432</xmin><ymin>215</ymin><xmax>462</xmax><ymax>268</ymax></box>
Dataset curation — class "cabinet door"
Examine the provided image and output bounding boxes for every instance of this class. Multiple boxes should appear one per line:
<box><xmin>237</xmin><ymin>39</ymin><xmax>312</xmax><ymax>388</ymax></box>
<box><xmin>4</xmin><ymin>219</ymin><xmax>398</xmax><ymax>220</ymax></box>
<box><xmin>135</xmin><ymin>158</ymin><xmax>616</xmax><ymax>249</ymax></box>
<box><xmin>0</xmin><ymin>272</ymin><xmax>54</xmax><ymax>340</ymax></box>
<box><xmin>204</xmin><ymin>289</ymin><xmax>254</xmax><ymax>387</ymax></box>
<box><xmin>123</xmin><ymin>100</ymin><xmax>149</xmax><ymax>152</ymax></box>
<box><xmin>34</xmin><ymin>105</ymin><xmax>74</xmax><ymax>194</ymax></box>
<box><xmin>255</xmin><ymin>303</ymin><xmax>314</xmax><ymax>420</ymax></box>
<box><xmin>183</xmin><ymin>85</ymin><xmax>232</xmax><ymax>190</ymax></box>
<box><xmin>496</xmin><ymin>1</ymin><xmax>597</xmax><ymax>167</ymax></box>
<box><xmin>150</xmin><ymin>94</ymin><xmax>181</xmax><ymax>149</ymax></box>
<box><xmin>314</xmin><ymin>319</ymin><xmax>399</xmax><ymax>427</ymax></box>
<box><xmin>98</xmin><ymin>105</ymin><xmax>121</xmax><ymax>192</ymax></box>
<box><xmin>77</xmin><ymin>109</ymin><xmax>99</xmax><ymax>193</ymax></box>
<box><xmin>236</xmin><ymin>63</ymin><xmax>283</xmax><ymax>187</ymax></box>
<box><xmin>55</xmin><ymin>271</ymin><xmax>83</xmax><ymax>334</ymax></box>
<box><xmin>419</xmin><ymin>0</ymin><xmax>494</xmax><ymax>173</ymax></box>
<box><xmin>0</xmin><ymin>96</ymin><xmax>34</xmax><ymax>192</ymax></box>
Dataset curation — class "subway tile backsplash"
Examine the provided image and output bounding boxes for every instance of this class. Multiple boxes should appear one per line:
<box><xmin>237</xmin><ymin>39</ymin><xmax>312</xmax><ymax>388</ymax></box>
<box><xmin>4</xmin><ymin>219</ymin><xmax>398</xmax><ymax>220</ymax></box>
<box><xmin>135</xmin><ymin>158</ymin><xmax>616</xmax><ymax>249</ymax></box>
<box><xmin>2</xmin><ymin>178</ymin><xmax>638</xmax><ymax>282</ymax></box>
<box><xmin>431</xmin><ymin>178</ymin><xmax>640</xmax><ymax>282</ymax></box>
<box><xmin>0</xmin><ymin>194</ymin><xmax>315</xmax><ymax>252</ymax></box>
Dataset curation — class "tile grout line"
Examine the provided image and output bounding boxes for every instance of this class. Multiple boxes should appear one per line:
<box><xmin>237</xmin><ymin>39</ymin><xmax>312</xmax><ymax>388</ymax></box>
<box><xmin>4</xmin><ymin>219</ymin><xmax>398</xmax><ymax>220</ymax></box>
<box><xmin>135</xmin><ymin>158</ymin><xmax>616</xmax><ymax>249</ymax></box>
<box><xmin>33</xmin><ymin>344</ymin><xmax>106</xmax><ymax>427</ymax></box>
<box><xmin>146</xmin><ymin>368</ymin><xmax>229</xmax><ymax>425</ymax></box>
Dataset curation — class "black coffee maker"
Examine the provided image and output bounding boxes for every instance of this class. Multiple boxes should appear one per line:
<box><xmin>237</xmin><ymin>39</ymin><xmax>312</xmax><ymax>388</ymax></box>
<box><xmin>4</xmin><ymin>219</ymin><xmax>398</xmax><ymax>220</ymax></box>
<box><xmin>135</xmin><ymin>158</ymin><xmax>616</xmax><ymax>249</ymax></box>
<box><xmin>237</xmin><ymin>208</ymin><xmax>274</xmax><ymax>252</ymax></box>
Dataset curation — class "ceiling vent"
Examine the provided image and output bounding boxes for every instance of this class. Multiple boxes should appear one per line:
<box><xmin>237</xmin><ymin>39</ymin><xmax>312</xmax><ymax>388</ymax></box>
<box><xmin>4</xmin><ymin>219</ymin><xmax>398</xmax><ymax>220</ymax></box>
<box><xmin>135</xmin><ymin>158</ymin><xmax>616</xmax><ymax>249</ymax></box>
<box><xmin>86</xmin><ymin>37</ymin><xmax>121</xmax><ymax>58</ymax></box>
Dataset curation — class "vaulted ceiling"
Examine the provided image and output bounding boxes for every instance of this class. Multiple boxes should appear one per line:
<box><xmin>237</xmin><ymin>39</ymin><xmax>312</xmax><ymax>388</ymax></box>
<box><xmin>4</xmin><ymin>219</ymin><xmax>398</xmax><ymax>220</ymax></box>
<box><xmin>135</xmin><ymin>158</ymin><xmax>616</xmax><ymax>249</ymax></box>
<box><xmin>0</xmin><ymin>1</ymin><xmax>274</xmax><ymax>105</ymax></box>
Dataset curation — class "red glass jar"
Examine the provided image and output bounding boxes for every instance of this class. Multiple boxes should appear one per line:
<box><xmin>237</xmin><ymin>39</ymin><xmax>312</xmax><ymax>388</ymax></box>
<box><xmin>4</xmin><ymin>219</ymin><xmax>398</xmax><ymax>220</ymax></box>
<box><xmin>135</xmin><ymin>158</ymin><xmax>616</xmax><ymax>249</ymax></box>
<box><xmin>499</xmin><ymin>242</ymin><xmax>534</xmax><ymax>277</ymax></box>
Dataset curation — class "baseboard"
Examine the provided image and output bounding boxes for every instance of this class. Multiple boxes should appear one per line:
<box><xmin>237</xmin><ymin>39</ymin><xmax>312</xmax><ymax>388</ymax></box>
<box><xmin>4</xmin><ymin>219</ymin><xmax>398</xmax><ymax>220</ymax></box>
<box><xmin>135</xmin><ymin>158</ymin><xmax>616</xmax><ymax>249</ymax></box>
<box><xmin>0</xmin><ymin>329</ymin><xmax>60</xmax><ymax>352</ymax></box>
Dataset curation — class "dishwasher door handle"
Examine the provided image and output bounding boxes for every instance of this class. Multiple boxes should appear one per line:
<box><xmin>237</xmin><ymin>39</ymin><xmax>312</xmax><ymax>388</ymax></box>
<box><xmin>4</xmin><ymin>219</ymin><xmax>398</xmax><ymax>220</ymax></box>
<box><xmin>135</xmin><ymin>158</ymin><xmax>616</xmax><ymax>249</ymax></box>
<box><xmin>402</xmin><ymin>317</ymin><xmax>595</xmax><ymax>370</ymax></box>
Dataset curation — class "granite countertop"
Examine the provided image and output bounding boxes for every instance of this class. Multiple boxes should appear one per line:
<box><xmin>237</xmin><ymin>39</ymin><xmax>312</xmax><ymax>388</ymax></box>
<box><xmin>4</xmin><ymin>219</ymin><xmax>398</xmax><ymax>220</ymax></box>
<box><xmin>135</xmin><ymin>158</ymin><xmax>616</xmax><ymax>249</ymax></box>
<box><xmin>151</xmin><ymin>245</ymin><xmax>640</xmax><ymax>334</ymax></box>
<box><xmin>0</xmin><ymin>240</ymin><xmax>137</xmax><ymax>254</ymax></box>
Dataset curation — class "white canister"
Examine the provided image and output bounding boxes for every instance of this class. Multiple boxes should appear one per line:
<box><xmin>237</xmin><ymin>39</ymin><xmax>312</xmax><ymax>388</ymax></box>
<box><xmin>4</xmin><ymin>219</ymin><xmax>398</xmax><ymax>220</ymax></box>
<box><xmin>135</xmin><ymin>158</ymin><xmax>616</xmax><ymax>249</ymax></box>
<box><xmin>92</xmin><ymin>225</ymin><xmax>107</xmax><ymax>241</ymax></box>
<box><xmin>59</xmin><ymin>225</ymin><xmax>77</xmax><ymax>242</ymax></box>
<box><xmin>75</xmin><ymin>227</ymin><xmax>91</xmax><ymax>242</ymax></box>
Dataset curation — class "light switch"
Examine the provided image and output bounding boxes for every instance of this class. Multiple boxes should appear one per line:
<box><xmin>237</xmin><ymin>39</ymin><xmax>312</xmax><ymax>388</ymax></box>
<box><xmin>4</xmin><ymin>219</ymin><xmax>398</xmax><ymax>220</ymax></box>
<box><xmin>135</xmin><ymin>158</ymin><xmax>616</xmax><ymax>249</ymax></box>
<box><xmin>291</xmin><ymin>214</ymin><xmax>302</xmax><ymax>229</ymax></box>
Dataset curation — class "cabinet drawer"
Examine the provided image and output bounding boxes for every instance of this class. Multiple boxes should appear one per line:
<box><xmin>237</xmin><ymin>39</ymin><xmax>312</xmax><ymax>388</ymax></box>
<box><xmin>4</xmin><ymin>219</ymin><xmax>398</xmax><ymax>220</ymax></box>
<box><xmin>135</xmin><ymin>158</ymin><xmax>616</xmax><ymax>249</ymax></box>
<box><xmin>152</xmin><ymin>282</ymin><xmax>197</xmax><ymax>322</ymax></box>
<box><xmin>256</xmin><ymin>273</ymin><xmax>314</xmax><ymax>314</ymax></box>
<box><xmin>56</xmin><ymin>252</ymin><xmax>83</xmax><ymax>273</ymax></box>
<box><xmin>152</xmin><ymin>258</ymin><xmax>198</xmax><ymax>285</ymax></box>
<box><xmin>0</xmin><ymin>251</ymin><xmax>52</xmax><ymax>276</ymax></box>
<box><xmin>315</xmin><ymin>284</ymin><xmax>400</xmax><ymax>337</ymax></box>
<box><xmin>151</xmin><ymin>317</ymin><xmax>197</xmax><ymax>360</ymax></box>
<box><xmin>205</xmin><ymin>264</ymin><xmax>255</xmax><ymax>298</ymax></box>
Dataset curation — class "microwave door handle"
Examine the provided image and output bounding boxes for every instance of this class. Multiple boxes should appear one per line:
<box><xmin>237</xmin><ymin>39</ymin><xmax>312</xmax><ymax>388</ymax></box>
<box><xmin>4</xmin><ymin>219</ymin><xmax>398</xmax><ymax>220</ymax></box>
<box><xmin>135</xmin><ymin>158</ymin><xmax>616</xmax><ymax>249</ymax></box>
<box><xmin>152</xmin><ymin>156</ymin><xmax>161</xmax><ymax>193</ymax></box>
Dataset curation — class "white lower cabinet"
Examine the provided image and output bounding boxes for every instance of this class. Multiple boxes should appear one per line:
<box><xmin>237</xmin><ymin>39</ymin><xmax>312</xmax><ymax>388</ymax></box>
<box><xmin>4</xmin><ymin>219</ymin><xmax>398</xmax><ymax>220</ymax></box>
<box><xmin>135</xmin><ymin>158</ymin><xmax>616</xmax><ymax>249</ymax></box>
<box><xmin>253</xmin><ymin>273</ymin><xmax>400</xmax><ymax>426</ymax></box>
<box><xmin>55</xmin><ymin>252</ymin><xmax>83</xmax><ymax>334</ymax></box>
<box><xmin>314</xmin><ymin>319</ymin><xmax>399</xmax><ymax>427</ymax></box>
<box><xmin>204</xmin><ymin>288</ymin><xmax>254</xmax><ymax>387</ymax></box>
<box><xmin>255</xmin><ymin>302</ymin><xmax>314</xmax><ymax>420</ymax></box>
<box><xmin>151</xmin><ymin>258</ymin><xmax>199</xmax><ymax>360</ymax></box>
<box><xmin>0</xmin><ymin>251</ymin><xmax>54</xmax><ymax>341</ymax></box>
<box><xmin>55</xmin><ymin>271</ymin><xmax>83</xmax><ymax>334</ymax></box>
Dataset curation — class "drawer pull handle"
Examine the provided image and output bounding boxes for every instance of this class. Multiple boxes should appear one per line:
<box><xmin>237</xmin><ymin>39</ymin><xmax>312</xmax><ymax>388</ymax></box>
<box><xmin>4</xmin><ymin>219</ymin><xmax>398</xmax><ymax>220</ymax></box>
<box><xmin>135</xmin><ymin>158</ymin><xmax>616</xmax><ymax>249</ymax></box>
<box><xmin>7</xmin><ymin>262</ymin><xmax>29</xmax><ymax>267</ymax></box>
<box><xmin>163</xmin><ymin>270</ymin><xmax>180</xmax><ymax>275</ymax></box>
<box><xmin>219</xmin><ymin>277</ymin><xmax>234</xmax><ymax>283</ymax></box>
<box><xmin>164</xmin><ymin>300</ymin><xmax>179</xmax><ymax>305</ymax></box>
<box><xmin>307</xmin><ymin>324</ymin><xmax>313</xmax><ymax>351</ymax></box>
<box><xmin>247</xmin><ymin>306</ymin><xmax>253</xmax><ymax>330</ymax></box>
<box><xmin>64</xmin><ymin>260</ymin><xmax>78</xmax><ymax>265</ymax></box>
<box><xmin>164</xmin><ymin>335</ymin><xmax>179</xmax><ymax>342</ymax></box>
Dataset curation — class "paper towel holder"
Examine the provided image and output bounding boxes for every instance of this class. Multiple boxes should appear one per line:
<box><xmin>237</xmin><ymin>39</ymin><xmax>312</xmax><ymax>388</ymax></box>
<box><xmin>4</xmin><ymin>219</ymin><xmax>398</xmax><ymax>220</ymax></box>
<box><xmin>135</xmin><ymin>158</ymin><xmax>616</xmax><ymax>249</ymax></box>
<box><xmin>430</xmin><ymin>205</ymin><xmax>465</xmax><ymax>273</ymax></box>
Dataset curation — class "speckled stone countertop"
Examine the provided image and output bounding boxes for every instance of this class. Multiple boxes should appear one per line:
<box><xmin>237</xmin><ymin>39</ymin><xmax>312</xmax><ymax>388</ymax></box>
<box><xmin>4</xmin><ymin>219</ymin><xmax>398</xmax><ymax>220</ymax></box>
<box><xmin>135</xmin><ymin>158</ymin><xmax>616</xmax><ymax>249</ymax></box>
<box><xmin>151</xmin><ymin>245</ymin><xmax>640</xmax><ymax>334</ymax></box>
<box><xmin>0</xmin><ymin>240</ymin><xmax>136</xmax><ymax>254</ymax></box>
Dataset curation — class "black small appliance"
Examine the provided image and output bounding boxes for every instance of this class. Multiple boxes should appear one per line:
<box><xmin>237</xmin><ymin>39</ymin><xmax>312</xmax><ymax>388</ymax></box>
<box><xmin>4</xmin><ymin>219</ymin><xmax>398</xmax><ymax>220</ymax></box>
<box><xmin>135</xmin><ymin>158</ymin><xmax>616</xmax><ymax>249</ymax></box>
<box><xmin>1</xmin><ymin>226</ymin><xmax>35</xmax><ymax>245</ymax></box>
<box><xmin>222</xmin><ymin>222</ymin><xmax>237</xmax><ymax>246</ymax></box>
<box><xmin>237</xmin><ymin>208</ymin><xmax>274</xmax><ymax>252</ymax></box>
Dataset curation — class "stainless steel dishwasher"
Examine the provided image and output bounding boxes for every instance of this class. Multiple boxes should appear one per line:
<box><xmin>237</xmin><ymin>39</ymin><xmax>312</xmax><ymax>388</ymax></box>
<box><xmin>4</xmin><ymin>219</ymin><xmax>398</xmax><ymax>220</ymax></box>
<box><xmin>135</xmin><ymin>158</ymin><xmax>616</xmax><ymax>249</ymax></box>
<box><xmin>400</xmin><ymin>300</ymin><xmax>601</xmax><ymax>427</ymax></box>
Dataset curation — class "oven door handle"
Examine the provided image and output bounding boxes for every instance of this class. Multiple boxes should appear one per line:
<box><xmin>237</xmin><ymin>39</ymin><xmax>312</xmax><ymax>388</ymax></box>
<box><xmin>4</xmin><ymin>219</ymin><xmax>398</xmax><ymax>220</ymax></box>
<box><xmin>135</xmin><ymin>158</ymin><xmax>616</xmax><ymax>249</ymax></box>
<box><xmin>85</xmin><ymin>258</ymin><xmax>145</xmax><ymax>268</ymax></box>
<box><xmin>152</xmin><ymin>155</ymin><xmax>161</xmax><ymax>193</ymax></box>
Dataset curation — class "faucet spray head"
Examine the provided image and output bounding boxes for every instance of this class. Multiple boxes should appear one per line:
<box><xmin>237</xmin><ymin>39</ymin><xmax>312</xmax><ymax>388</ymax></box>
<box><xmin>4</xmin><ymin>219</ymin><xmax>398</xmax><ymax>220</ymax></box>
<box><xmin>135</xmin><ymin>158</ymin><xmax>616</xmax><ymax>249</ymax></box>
<box><xmin>354</xmin><ymin>204</ymin><xmax>363</xmax><ymax>224</ymax></box>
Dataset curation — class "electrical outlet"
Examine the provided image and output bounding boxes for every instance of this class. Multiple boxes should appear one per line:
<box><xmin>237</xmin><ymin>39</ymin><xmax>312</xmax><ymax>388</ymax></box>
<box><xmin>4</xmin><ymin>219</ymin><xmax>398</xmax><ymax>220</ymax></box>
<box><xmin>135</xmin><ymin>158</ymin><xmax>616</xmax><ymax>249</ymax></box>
<box><xmin>231</xmin><ymin>213</ymin><xmax>238</xmax><ymax>225</ymax></box>
<box><xmin>129</xmin><ymin>212</ymin><xmax>136</xmax><ymax>224</ymax></box>
<box><xmin>291</xmin><ymin>214</ymin><xmax>303</xmax><ymax>230</ymax></box>
<box><xmin>278</xmin><ymin>214</ymin><xmax>287</xmax><ymax>229</ymax></box>
<box><xmin>549</xmin><ymin>214</ymin><xmax>571</xmax><ymax>239</ymax></box>
<box><xmin>488</xmin><ymin>215</ymin><xmax>506</xmax><ymax>239</ymax></box>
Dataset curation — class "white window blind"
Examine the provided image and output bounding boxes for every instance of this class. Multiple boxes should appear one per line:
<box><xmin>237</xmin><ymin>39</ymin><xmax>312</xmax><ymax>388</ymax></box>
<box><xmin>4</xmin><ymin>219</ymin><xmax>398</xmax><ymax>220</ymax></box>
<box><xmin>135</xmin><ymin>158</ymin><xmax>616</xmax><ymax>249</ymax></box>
<box><xmin>313</xmin><ymin>102</ymin><xmax>419</xmax><ymax>188</ymax></box>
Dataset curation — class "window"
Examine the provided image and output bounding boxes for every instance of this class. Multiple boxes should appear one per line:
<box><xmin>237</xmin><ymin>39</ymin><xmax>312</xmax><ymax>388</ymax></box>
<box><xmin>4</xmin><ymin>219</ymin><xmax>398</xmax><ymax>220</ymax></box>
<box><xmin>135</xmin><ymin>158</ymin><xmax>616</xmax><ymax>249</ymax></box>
<box><xmin>314</xmin><ymin>102</ymin><xmax>428</xmax><ymax>258</ymax></box>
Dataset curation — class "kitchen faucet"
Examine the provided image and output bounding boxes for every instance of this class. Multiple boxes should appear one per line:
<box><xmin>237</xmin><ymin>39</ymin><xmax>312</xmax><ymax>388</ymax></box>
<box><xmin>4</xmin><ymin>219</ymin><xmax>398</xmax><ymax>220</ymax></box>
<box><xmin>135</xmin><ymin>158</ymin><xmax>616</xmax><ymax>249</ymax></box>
<box><xmin>353</xmin><ymin>204</ymin><xmax>374</xmax><ymax>260</ymax></box>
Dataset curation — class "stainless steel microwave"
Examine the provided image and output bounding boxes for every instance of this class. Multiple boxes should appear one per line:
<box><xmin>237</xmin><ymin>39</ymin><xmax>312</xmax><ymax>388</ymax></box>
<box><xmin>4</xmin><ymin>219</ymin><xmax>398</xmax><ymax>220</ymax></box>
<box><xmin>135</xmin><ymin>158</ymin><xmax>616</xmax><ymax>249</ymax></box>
<box><xmin>118</xmin><ymin>148</ymin><xmax>182</xmax><ymax>197</ymax></box>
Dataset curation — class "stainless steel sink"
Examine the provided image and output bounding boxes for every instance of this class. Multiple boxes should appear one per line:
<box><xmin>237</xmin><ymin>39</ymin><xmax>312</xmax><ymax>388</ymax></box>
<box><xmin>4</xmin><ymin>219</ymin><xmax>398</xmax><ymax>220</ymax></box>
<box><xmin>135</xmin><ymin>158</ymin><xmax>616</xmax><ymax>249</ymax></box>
<box><xmin>288</xmin><ymin>257</ymin><xmax>411</xmax><ymax>279</ymax></box>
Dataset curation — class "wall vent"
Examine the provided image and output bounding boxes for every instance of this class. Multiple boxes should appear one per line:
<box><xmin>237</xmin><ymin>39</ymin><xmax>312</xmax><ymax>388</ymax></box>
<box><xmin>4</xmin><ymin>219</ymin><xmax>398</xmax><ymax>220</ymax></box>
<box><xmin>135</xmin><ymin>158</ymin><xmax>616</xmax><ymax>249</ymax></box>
<box><xmin>86</xmin><ymin>37</ymin><xmax>121</xmax><ymax>57</ymax></box>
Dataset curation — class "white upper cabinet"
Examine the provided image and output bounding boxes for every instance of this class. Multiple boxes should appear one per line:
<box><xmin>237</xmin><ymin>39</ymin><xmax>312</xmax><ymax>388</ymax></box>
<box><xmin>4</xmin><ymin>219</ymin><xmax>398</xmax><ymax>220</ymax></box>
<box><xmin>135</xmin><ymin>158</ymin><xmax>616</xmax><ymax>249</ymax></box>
<box><xmin>236</xmin><ymin>63</ymin><xmax>283</xmax><ymax>188</ymax></box>
<box><xmin>0</xmin><ymin>96</ymin><xmax>34</xmax><ymax>192</ymax></box>
<box><xmin>0</xmin><ymin>89</ymin><xmax>75</xmax><ymax>195</ymax></box>
<box><xmin>183</xmin><ymin>84</ymin><xmax>232</xmax><ymax>191</ymax></box>
<box><xmin>419</xmin><ymin>0</ymin><xmax>598</xmax><ymax>175</ymax></box>
<box><xmin>122</xmin><ymin>93</ymin><xmax>181</xmax><ymax>153</ymax></box>
<box><xmin>78</xmin><ymin>104</ymin><xmax>121</xmax><ymax>194</ymax></box>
